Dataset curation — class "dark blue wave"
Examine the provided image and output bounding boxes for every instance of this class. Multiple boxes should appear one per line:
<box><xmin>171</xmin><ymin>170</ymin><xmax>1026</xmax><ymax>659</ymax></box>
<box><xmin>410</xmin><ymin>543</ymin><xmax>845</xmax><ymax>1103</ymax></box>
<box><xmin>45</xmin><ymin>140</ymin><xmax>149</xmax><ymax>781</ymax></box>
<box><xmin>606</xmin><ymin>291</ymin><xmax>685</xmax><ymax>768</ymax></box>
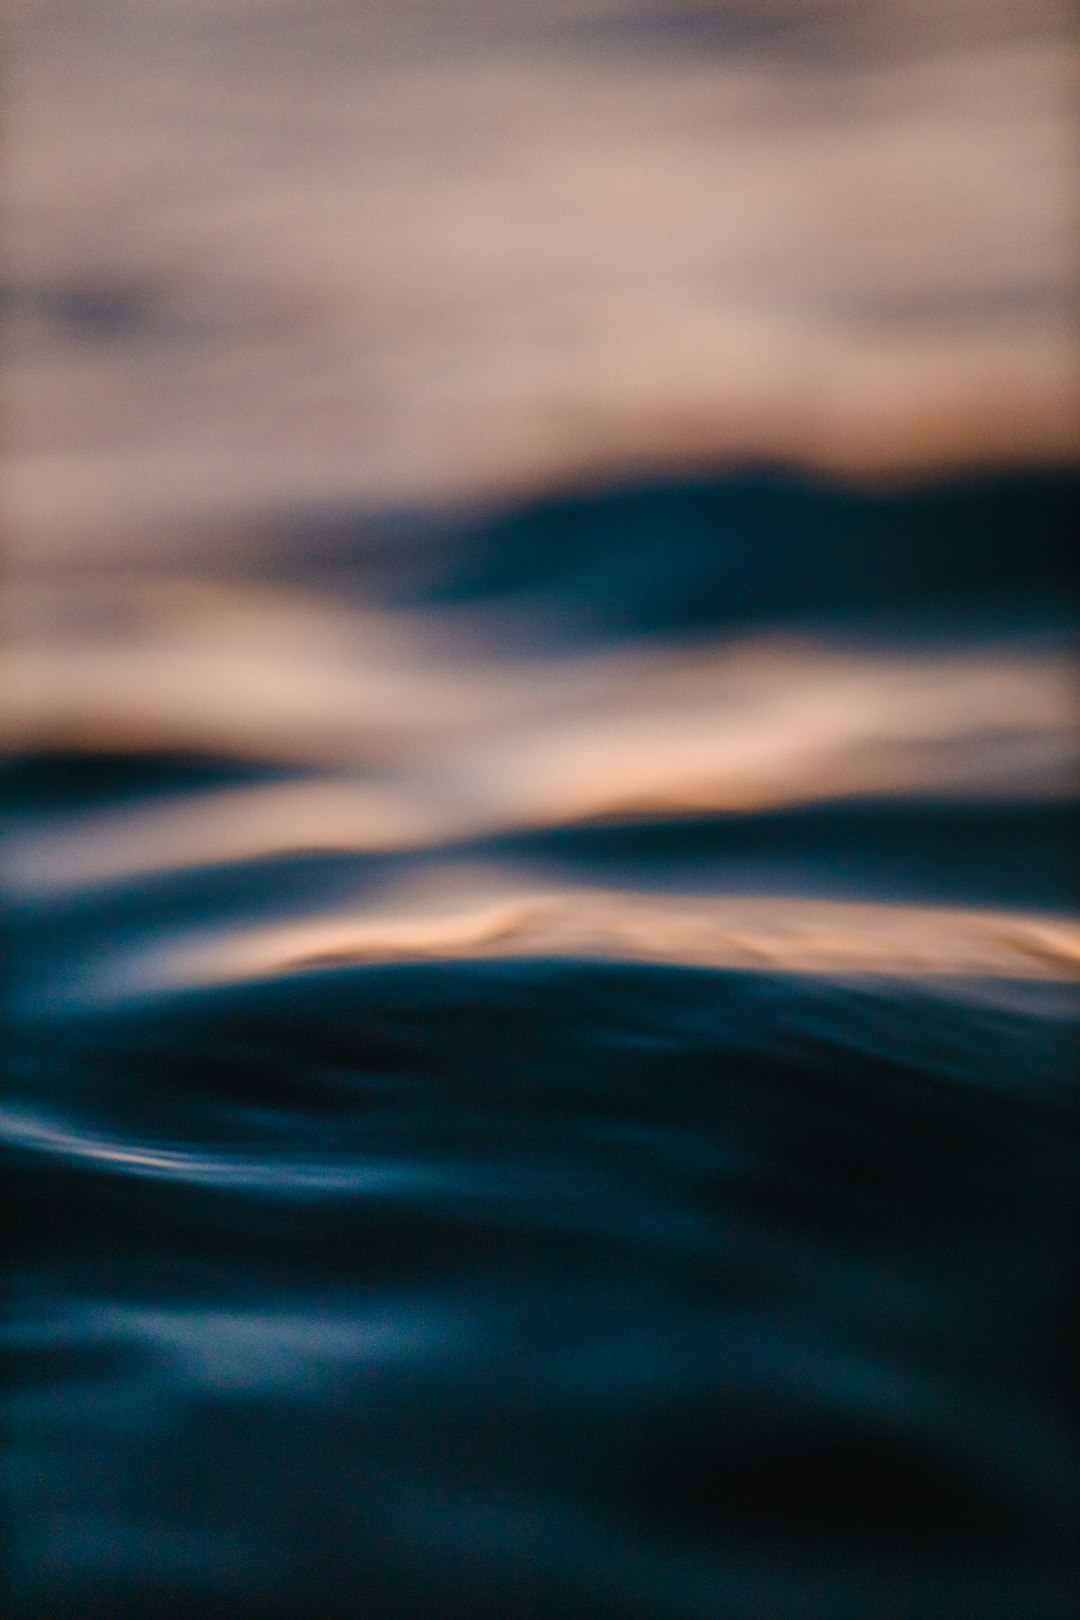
<box><xmin>283</xmin><ymin>467</ymin><xmax>1080</xmax><ymax>644</ymax></box>
<box><xmin>5</xmin><ymin>963</ymin><xmax>1078</xmax><ymax>1618</ymax></box>
<box><xmin>5</xmin><ymin>464</ymin><xmax>1078</xmax><ymax>1618</ymax></box>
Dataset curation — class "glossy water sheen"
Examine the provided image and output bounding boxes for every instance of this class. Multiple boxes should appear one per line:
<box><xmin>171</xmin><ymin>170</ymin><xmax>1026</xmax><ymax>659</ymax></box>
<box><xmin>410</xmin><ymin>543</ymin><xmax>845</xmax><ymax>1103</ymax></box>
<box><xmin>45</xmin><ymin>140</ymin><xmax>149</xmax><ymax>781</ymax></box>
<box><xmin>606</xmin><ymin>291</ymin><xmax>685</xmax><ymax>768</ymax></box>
<box><xmin>4</xmin><ymin>471</ymin><xmax>1078</xmax><ymax>1619</ymax></box>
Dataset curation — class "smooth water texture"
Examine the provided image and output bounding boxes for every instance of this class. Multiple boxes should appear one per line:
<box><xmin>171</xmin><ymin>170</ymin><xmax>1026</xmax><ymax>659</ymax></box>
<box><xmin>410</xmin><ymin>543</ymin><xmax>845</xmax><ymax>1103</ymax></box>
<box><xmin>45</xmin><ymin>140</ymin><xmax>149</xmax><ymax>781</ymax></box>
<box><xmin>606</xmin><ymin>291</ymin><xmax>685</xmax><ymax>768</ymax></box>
<box><xmin>4</xmin><ymin>469</ymin><xmax>1079</xmax><ymax>1618</ymax></box>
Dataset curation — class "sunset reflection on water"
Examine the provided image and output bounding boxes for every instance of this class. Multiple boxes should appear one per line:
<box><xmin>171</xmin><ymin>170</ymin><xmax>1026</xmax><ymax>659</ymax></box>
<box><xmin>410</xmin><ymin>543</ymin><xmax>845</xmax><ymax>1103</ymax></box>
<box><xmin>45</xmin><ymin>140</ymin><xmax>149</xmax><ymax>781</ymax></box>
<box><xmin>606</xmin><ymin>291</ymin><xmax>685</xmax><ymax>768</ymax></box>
<box><xmin>4</xmin><ymin>6</ymin><xmax>1078</xmax><ymax>1620</ymax></box>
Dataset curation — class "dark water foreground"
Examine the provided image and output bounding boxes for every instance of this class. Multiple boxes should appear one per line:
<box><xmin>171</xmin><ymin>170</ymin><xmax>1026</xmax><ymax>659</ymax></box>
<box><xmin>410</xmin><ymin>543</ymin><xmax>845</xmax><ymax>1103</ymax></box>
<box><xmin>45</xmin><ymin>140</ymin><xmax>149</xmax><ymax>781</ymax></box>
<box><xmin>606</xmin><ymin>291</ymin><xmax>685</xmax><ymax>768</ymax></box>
<box><xmin>5</xmin><ymin>960</ymin><xmax>1078</xmax><ymax>1619</ymax></box>
<box><xmin>4</xmin><ymin>469</ymin><xmax>1079</xmax><ymax>1617</ymax></box>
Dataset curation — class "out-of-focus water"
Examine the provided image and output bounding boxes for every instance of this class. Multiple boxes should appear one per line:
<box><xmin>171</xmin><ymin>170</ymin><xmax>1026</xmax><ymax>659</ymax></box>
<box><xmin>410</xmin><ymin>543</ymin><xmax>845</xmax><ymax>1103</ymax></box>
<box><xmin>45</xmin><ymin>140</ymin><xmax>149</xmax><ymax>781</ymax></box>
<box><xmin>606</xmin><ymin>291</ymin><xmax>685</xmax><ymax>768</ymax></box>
<box><xmin>4</xmin><ymin>466</ymin><xmax>1079</xmax><ymax>1618</ymax></box>
<box><xmin>7</xmin><ymin>0</ymin><xmax>1077</xmax><ymax>554</ymax></box>
<box><xmin>5</xmin><ymin>2</ymin><xmax>1079</xmax><ymax>1615</ymax></box>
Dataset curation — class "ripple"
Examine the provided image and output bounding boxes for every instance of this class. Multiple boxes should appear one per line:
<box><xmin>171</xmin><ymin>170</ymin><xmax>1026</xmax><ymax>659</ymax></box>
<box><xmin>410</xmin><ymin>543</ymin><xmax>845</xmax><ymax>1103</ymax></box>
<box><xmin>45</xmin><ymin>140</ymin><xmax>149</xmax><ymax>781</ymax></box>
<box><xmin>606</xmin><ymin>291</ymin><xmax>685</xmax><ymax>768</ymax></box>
<box><xmin>163</xmin><ymin>888</ymin><xmax>1080</xmax><ymax>990</ymax></box>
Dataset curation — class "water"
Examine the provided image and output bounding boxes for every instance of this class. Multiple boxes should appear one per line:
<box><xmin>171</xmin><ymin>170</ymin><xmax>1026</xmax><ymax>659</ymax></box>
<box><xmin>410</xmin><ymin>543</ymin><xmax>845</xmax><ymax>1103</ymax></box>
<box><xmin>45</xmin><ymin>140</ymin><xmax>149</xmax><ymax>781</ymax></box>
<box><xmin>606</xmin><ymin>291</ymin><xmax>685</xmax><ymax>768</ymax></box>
<box><xmin>4</xmin><ymin>468</ymin><xmax>1079</xmax><ymax>1618</ymax></box>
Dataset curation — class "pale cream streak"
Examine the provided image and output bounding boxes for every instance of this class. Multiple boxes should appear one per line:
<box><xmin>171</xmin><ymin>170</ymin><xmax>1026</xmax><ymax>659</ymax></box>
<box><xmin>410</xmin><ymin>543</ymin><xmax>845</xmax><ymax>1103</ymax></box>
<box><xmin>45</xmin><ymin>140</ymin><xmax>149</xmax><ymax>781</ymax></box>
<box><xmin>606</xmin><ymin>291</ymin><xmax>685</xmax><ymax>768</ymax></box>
<box><xmin>3</xmin><ymin>780</ymin><xmax>458</xmax><ymax>894</ymax></box>
<box><xmin>6</xmin><ymin>574</ymin><xmax>1077</xmax><ymax>747</ymax></box>
<box><xmin>0</xmin><ymin>1106</ymin><xmax>423</xmax><ymax>1194</ymax></box>
<box><xmin>4</xmin><ymin>629</ymin><xmax>1076</xmax><ymax>893</ymax></box>
<box><xmin>162</xmin><ymin>890</ymin><xmax>1080</xmax><ymax>987</ymax></box>
<box><xmin>484</xmin><ymin>652</ymin><xmax>1078</xmax><ymax>824</ymax></box>
<box><xmin>3</xmin><ymin>576</ymin><xmax>521</xmax><ymax>761</ymax></box>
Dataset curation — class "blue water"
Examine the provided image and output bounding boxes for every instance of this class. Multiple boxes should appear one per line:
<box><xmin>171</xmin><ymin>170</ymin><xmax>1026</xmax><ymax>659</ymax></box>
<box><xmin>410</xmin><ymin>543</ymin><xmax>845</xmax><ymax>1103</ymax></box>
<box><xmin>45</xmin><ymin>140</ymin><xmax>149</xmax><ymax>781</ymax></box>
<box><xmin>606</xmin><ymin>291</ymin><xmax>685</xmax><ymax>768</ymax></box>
<box><xmin>4</xmin><ymin>469</ymin><xmax>1078</xmax><ymax>1618</ymax></box>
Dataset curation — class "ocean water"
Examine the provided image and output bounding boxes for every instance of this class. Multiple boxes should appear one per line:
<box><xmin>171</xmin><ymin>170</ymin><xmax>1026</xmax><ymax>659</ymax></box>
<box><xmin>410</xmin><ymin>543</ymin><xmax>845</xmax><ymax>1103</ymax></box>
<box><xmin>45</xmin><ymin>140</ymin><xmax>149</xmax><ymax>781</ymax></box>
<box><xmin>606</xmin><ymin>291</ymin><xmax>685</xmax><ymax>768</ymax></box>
<box><xmin>4</xmin><ymin>469</ymin><xmax>1079</xmax><ymax>1618</ymax></box>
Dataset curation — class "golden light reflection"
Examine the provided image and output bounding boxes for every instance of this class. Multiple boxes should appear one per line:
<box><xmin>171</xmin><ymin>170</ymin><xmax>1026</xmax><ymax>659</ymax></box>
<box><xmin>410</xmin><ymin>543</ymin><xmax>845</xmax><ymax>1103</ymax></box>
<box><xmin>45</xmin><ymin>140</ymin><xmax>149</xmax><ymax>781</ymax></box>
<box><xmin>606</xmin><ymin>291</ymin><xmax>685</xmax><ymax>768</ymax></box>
<box><xmin>163</xmin><ymin>888</ymin><xmax>1080</xmax><ymax>988</ymax></box>
<box><xmin>5</xmin><ymin>580</ymin><xmax>1075</xmax><ymax>893</ymax></box>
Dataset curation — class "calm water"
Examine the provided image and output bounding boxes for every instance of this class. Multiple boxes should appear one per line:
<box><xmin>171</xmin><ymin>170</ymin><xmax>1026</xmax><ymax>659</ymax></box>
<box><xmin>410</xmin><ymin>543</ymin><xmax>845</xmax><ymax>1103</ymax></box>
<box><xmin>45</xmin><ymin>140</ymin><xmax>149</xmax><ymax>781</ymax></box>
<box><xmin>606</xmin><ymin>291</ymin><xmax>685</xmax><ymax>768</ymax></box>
<box><xmin>4</xmin><ymin>469</ymin><xmax>1079</xmax><ymax>1618</ymax></box>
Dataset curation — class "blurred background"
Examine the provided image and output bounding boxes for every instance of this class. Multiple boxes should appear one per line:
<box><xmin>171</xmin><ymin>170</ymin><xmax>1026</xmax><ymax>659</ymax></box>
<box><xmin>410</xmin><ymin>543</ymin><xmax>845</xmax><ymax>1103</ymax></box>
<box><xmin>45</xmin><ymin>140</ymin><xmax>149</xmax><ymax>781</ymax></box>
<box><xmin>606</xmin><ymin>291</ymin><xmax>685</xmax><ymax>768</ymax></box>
<box><xmin>4</xmin><ymin>4</ymin><xmax>1079</xmax><ymax>1619</ymax></box>
<box><xmin>6</xmin><ymin>0</ymin><xmax>1078</xmax><ymax>557</ymax></box>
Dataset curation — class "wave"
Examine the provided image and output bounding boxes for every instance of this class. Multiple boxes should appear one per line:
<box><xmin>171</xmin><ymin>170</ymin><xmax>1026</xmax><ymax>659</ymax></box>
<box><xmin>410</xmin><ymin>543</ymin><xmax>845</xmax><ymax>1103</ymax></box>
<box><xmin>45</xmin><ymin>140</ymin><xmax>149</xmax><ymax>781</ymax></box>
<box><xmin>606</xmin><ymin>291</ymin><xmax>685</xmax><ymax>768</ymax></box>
<box><xmin>400</xmin><ymin>468</ymin><xmax>1079</xmax><ymax>638</ymax></box>
<box><xmin>5</xmin><ymin>464</ymin><xmax>1076</xmax><ymax>1619</ymax></box>
<box><xmin>149</xmin><ymin>887</ymin><xmax>1079</xmax><ymax>989</ymax></box>
<box><xmin>5</xmin><ymin>957</ymin><xmax>1078</xmax><ymax>1617</ymax></box>
<box><xmin>5</xmin><ymin>617</ymin><xmax>1075</xmax><ymax>900</ymax></box>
